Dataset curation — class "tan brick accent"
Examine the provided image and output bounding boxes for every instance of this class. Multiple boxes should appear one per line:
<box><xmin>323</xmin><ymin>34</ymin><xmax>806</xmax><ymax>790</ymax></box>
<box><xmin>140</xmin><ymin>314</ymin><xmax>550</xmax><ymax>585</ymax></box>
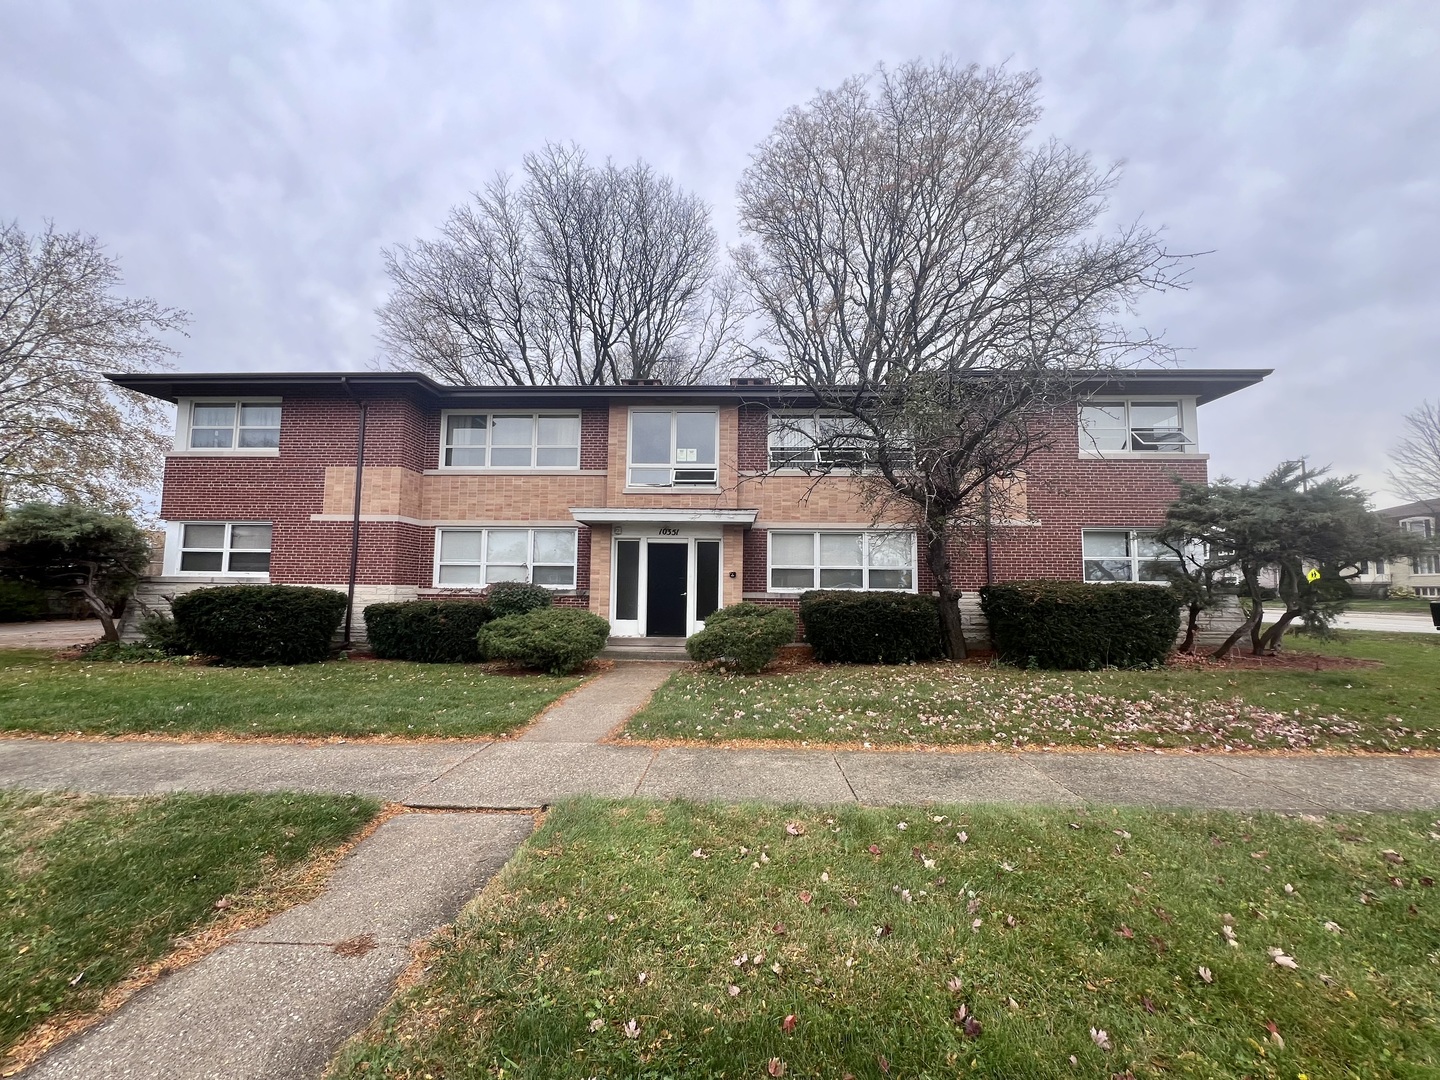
<box><xmin>421</xmin><ymin>473</ymin><xmax>608</xmax><ymax>521</ymax></box>
<box><xmin>588</xmin><ymin>524</ymin><xmax>612</xmax><ymax>617</ymax></box>
<box><xmin>722</xmin><ymin>525</ymin><xmax>744</xmax><ymax>606</ymax></box>
<box><xmin>323</xmin><ymin>466</ymin><xmax>424</xmax><ymax>518</ymax></box>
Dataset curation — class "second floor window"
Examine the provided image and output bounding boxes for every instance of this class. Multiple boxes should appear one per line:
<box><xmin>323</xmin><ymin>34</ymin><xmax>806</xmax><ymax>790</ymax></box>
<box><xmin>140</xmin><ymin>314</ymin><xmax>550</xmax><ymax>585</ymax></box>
<box><xmin>1079</xmin><ymin>400</ymin><xmax>1193</xmax><ymax>454</ymax></box>
<box><xmin>1402</xmin><ymin>518</ymin><xmax>1435</xmax><ymax>539</ymax></box>
<box><xmin>629</xmin><ymin>410</ymin><xmax>717</xmax><ymax>487</ymax></box>
<box><xmin>188</xmin><ymin>402</ymin><xmax>280</xmax><ymax>449</ymax></box>
<box><xmin>767</xmin><ymin>413</ymin><xmax>874</xmax><ymax>470</ymax></box>
<box><xmin>442</xmin><ymin>413</ymin><xmax>580</xmax><ymax>468</ymax></box>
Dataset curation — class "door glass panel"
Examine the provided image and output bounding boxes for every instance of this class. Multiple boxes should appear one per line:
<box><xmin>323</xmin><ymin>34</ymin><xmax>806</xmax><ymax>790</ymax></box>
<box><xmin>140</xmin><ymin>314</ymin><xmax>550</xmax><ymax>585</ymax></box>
<box><xmin>696</xmin><ymin>541</ymin><xmax>720</xmax><ymax>621</ymax></box>
<box><xmin>615</xmin><ymin>540</ymin><xmax>640</xmax><ymax>621</ymax></box>
<box><xmin>631</xmin><ymin>413</ymin><xmax>671</xmax><ymax>464</ymax></box>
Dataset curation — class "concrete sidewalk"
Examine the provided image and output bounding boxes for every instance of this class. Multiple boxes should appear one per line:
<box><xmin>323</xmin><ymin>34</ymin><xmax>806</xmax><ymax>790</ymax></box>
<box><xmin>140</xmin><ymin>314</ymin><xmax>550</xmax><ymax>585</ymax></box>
<box><xmin>4</xmin><ymin>737</ymin><xmax>1439</xmax><ymax>812</ymax></box>
<box><xmin>23</xmin><ymin>811</ymin><xmax>532</xmax><ymax>1080</ymax></box>
<box><xmin>517</xmin><ymin>662</ymin><xmax>677</xmax><ymax>743</ymax></box>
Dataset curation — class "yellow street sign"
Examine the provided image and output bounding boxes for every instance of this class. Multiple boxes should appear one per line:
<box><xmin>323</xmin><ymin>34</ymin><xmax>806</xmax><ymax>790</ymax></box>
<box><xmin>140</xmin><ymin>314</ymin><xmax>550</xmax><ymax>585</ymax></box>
<box><xmin>1306</xmin><ymin>568</ymin><xmax>1321</xmax><ymax>583</ymax></box>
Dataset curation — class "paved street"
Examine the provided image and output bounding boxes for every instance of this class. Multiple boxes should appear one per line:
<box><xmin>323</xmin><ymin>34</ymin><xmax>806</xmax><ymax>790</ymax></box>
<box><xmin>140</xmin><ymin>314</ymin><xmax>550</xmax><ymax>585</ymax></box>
<box><xmin>1329</xmin><ymin>610</ymin><xmax>1438</xmax><ymax>634</ymax></box>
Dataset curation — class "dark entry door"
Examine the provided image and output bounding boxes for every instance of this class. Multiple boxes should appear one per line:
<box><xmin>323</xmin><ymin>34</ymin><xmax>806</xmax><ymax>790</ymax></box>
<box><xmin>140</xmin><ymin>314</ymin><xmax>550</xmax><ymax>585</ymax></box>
<box><xmin>646</xmin><ymin>543</ymin><xmax>688</xmax><ymax>637</ymax></box>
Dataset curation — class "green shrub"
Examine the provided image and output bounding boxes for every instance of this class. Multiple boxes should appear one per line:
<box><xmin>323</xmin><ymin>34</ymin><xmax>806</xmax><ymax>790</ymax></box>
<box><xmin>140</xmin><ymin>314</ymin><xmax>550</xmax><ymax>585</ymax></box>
<box><xmin>171</xmin><ymin>585</ymin><xmax>347</xmax><ymax>666</ymax></box>
<box><xmin>686</xmin><ymin>603</ymin><xmax>797</xmax><ymax>674</ymax></box>
<box><xmin>363</xmin><ymin>601</ymin><xmax>495</xmax><ymax>663</ymax></box>
<box><xmin>485</xmin><ymin>581</ymin><xmax>554</xmax><ymax>618</ymax></box>
<box><xmin>138</xmin><ymin>612</ymin><xmax>191</xmax><ymax>655</ymax></box>
<box><xmin>79</xmin><ymin>640</ymin><xmax>174</xmax><ymax>663</ymax></box>
<box><xmin>478</xmin><ymin>607</ymin><xmax>609</xmax><ymax>675</ymax></box>
<box><xmin>980</xmin><ymin>580</ymin><xmax>1180</xmax><ymax>670</ymax></box>
<box><xmin>0</xmin><ymin>580</ymin><xmax>50</xmax><ymax>622</ymax></box>
<box><xmin>798</xmin><ymin>591</ymin><xmax>944</xmax><ymax>664</ymax></box>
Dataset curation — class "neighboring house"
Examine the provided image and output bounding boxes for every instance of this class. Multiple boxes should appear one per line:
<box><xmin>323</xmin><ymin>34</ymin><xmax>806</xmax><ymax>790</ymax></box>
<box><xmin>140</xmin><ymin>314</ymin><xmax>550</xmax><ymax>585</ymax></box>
<box><xmin>1375</xmin><ymin>501</ymin><xmax>1440</xmax><ymax>598</ymax></box>
<box><xmin>107</xmin><ymin>368</ymin><xmax>1267</xmax><ymax>647</ymax></box>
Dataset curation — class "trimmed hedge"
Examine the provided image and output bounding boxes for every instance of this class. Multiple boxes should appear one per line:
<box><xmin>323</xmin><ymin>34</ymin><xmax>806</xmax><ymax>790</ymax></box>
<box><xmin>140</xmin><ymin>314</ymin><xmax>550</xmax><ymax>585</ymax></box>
<box><xmin>486</xmin><ymin>581</ymin><xmax>554</xmax><ymax>618</ymax></box>
<box><xmin>799</xmin><ymin>591</ymin><xmax>944</xmax><ymax>664</ymax></box>
<box><xmin>478</xmin><ymin>607</ymin><xmax>609</xmax><ymax>675</ymax></box>
<box><xmin>171</xmin><ymin>585</ymin><xmax>347</xmax><ymax>665</ymax></box>
<box><xmin>980</xmin><ymin>580</ymin><xmax>1180</xmax><ymax>670</ymax></box>
<box><xmin>0</xmin><ymin>580</ymin><xmax>49</xmax><ymax>622</ymax></box>
<box><xmin>686</xmin><ymin>603</ymin><xmax>797</xmax><ymax>674</ymax></box>
<box><xmin>364</xmin><ymin>601</ymin><xmax>494</xmax><ymax>663</ymax></box>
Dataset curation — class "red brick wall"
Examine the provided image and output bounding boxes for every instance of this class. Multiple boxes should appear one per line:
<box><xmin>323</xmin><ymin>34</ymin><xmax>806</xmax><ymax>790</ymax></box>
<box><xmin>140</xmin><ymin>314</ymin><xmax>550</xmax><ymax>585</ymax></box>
<box><xmin>737</xmin><ymin>405</ymin><xmax>768</xmax><ymax>471</ymax></box>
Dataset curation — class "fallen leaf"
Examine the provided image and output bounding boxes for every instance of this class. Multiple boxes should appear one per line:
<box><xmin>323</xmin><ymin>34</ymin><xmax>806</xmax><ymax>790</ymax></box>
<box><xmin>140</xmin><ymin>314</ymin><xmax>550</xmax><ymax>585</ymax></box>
<box><xmin>1148</xmin><ymin>935</ymin><xmax>1168</xmax><ymax>954</ymax></box>
<box><xmin>767</xmin><ymin>1057</ymin><xmax>786</xmax><ymax>1077</ymax></box>
<box><xmin>1198</xmin><ymin>966</ymin><xmax>1214</xmax><ymax>984</ymax></box>
<box><xmin>1421</xmin><ymin>877</ymin><xmax>1434</xmax><ymax>888</ymax></box>
<box><xmin>956</xmin><ymin>831</ymin><xmax>969</xmax><ymax>844</ymax></box>
<box><xmin>1113</xmin><ymin>829</ymin><xmax>1131</xmax><ymax>840</ymax></box>
<box><xmin>1141</xmin><ymin>996</ymin><xmax>1157</xmax><ymax>1015</ymax></box>
<box><xmin>878</xmin><ymin>1054</ymin><xmax>891</xmax><ymax>1074</ymax></box>
<box><xmin>332</xmin><ymin>933</ymin><xmax>377</xmax><ymax>958</ymax></box>
<box><xmin>782</xmin><ymin>1013</ymin><xmax>798</xmax><ymax>1033</ymax></box>
<box><xmin>1284</xmin><ymin>883</ymin><xmax>1295</xmax><ymax>894</ymax></box>
<box><xmin>588</xmin><ymin>1017</ymin><xmax>605</xmax><ymax>1032</ymax></box>
<box><xmin>821</xmin><ymin>871</ymin><xmax>830</xmax><ymax>883</ymax></box>
<box><xmin>623</xmin><ymin>1019</ymin><xmax>640</xmax><ymax>1039</ymax></box>
<box><xmin>786</xmin><ymin>821</ymin><xmax>806</xmax><ymax>836</ymax></box>
<box><xmin>1268</xmin><ymin>947</ymin><xmax>1299</xmax><ymax>970</ymax></box>
<box><xmin>1389</xmin><ymin>876</ymin><xmax>1405</xmax><ymax>888</ymax></box>
<box><xmin>868</xmin><ymin>844</ymin><xmax>883</xmax><ymax>856</ymax></box>
<box><xmin>963</xmin><ymin>1014</ymin><xmax>982</xmax><ymax>1039</ymax></box>
<box><xmin>1221</xmin><ymin>925</ymin><xmax>1238</xmax><ymax>948</ymax></box>
<box><xmin>798</xmin><ymin>890</ymin><xmax>813</xmax><ymax>904</ymax></box>
<box><xmin>1007</xmin><ymin>996</ymin><xmax>1019</xmax><ymax>1010</ymax></box>
<box><xmin>1091</xmin><ymin>1027</ymin><xmax>1112</xmax><ymax>1051</ymax></box>
<box><xmin>1069</xmin><ymin>822</ymin><xmax>1081</xmax><ymax>830</ymax></box>
<box><xmin>214</xmin><ymin>898</ymin><xmax>231</xmax><ymax>910</ymax></box>
<box><xmin>897</xmin><ymin>821</ymin><xmax>908</xmax><ymax>831</ymax></box>
<box><xmin>67</xmin><ymin>971</ymin><xmax>85</xmax><ymax>987</ymax></box>
<box><xmin>772</xmin><ymin>921</ymin><xmax>787</xmax><ymax>935</ymax></box>
<box><xmin>637</xmin><ymin>971</ymin><xmax>648</xmax><ymax>984</ymax></box>
<box><xmin>875</xmin><ymin>924</ymin><xmax>892</xmax><ymax>938</ymax></box>
<box><xmin>1154</xmin><ymin>906</ymin><xmax>1174</xmax><ymax>924</ymax></box>
<box><xmin>1383</xmin><ymin>849</ymin><xmax>1404</xmax><ymax>865</ymax></box>
<box><xmin>1117</xmin><ymin>925</ymin><xmax>1135</xmax><ymax>940</ymax></box>
<box><xmin>691</xmin><ymin>848</ymin><xmax>708</xmax><ymax>859</ymax></box>
<box><xmin>1324</xmin><ymin>921</ymin><xmax>1343</xmax><ymax>934</ymax></box>
<box><xmin>967</xmin><ymin>897</ymin><xmax>982</xmax><ymax>915</ymax></box>
<box><xmin>727</xmin><ymin>984</ymin><xmax>740</xmax><ymax>997</ymax></box>
<box><xmin>946</xmin><ymin>976</ymin><xmax>963</xmax><ymax>993</ymax></box>
<box><xmin>1265</xmin><ymin>1020</ymin><xmax>1285</xmax><ymax>1049</ymax></box>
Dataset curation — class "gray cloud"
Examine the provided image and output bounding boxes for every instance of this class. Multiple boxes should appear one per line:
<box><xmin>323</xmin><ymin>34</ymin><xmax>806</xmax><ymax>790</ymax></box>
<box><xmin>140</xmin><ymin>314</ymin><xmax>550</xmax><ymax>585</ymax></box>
<box><xmin>3</xmin><ymin>0</ymin><xmax>1436</xmax><ymax>500</ymax></box>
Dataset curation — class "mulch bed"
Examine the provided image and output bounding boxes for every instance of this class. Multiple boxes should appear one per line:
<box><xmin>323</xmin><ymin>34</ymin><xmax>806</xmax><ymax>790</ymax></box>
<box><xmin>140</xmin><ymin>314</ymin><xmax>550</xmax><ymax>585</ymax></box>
<box><xmin>1169</xmin><ymin>649</ymin><xmax>1382</xmax><ymax>671</ymax></box>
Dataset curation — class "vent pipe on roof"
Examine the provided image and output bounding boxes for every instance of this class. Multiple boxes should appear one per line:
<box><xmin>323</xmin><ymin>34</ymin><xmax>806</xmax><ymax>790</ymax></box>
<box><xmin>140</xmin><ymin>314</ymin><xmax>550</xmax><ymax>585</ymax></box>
<box><xmin>619</xmin><ymin>378</ymin><xmax>664</xmax><ymax>386</ymax></box>
<box><xmin>729</xmin><ymin>376</ymin><xmax>771</xmax><ymax>386</ymax></box>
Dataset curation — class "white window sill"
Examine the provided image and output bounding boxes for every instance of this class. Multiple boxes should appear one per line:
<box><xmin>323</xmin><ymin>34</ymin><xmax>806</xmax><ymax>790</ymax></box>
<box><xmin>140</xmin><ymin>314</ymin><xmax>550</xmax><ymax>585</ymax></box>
<box><xmin>1078</xmin><ymin>451</ymin><xmax>1208</xmax><ymax>461</ymax></box>
<box><xmin>424</xmin><ymin>468</ymin><xmax>600</xmax><ymax>476</ymax></box>
<box><xmin>622</xmin><ymin>486</ymin><xmax>721</xmax><ymax>495</ymax></box>
<box><xmin>167</xmin><ymin>449</ymin><xmax>281</xmax><ymax>458</ymax></box>
<box><xmin>153</xmin><ymin>574</ymin><xmax>272</xmax><ymax>583</ymax></box>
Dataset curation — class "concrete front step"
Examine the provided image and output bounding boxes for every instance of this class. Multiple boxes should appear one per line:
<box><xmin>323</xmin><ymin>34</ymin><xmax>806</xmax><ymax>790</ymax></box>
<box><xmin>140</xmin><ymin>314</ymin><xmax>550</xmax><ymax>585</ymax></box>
<box><xmin>601</xmin><ymin>636</ymin><xmax>688</xmax><ymax>661</ymax></box>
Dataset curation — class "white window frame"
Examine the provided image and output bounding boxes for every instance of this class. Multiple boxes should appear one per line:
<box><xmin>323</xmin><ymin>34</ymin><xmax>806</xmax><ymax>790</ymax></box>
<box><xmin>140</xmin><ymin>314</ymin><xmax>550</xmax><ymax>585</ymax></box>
<box><xmin>437</xmin><ymin>410</ymin><xmax>582</xmax><ymax>471</ymax></box>
<box><xmin>766</xmin><ymin>411</ymin><xmax>878</xmax><ymax>471</ymax></box>
<box><xmin>175</xmin><ymin>398</ymin><xmax>282</xmax><ymax>454</ymax></box>
<box><xmin>432</xmin><ymin>527</ymin><xmax>579</xmax><ymax>590</ymax></box>
<box><xmin>166</xmin><ymin>521</ymin><xmax>273</xmax><ymax>577</ymax></box>
<box><xmin>1078</xmin><ymin>398</ymin><xmax>1199</xmax><ymax>457</ymax></box>
<box><xmin>1400</xmin><ymin>517</ymin><xmax>1435</xmax><ymax>539</ymax></box>
<box><xmin>627</xmin><ymin>408</ymin><xmax>720</xmax><ymax>488</ymax></box>
<box><xmin>1081</xmin><ymin>528</ymin><xmax>1179</xmax><ymax>584</ymax></box>
<box><xmin>1412</xmin><ymin>553</ymin><xmax>1440</xmax><ymax>576</ymax></box>
<box><xmin>766</xmin><ymin>530</ymin><xmax>918</xmax><ymax>593</ymax></box>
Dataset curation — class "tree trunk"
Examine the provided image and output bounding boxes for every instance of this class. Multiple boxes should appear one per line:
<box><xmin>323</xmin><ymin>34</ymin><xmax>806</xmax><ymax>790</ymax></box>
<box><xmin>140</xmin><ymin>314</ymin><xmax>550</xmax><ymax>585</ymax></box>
<box><xmin>1179</xmin><ymin>602</ymin><xmax>1201</xmax><ymax>654</ymax></box>
<box><xmin>925</xmin><ymin>519</ymin><xmax>968</xmax><ymax>660</ymax></box>
<box><xmin>1258</xmin><ymin>610</ymin><xmax>1300</xmax><ymax>654</ymax></box>
<box><xmin>1215</xmin><ymin>569</ymin><xmax>1262</xmax><ymax>660</ymax></box>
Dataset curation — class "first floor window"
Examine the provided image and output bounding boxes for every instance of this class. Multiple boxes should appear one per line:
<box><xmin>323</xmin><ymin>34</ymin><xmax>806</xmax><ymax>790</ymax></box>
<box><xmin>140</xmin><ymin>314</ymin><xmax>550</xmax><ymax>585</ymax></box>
<box><xmin>1082</xmin><ymin>529</ymin><xmax>1177</xmax><ymax>583</ymax></box>
<box><xmin>769</xmin><ymin>531</ymin><xmax>914</xmax><ymax>592</ymax></box>
<box><xmin>178</xmin><ymin>523</ymin><xmax>272</xmax><ymax>573</ymax></box>
<box><xmin>1413</xmin><ymin>554</ymin><xmax>1440</xmax><ymax>576</ymax></box>
<box><xmin>435</xmin><ymin>528</ymin><xmax>577</xmax><ymax>588</ymax></box>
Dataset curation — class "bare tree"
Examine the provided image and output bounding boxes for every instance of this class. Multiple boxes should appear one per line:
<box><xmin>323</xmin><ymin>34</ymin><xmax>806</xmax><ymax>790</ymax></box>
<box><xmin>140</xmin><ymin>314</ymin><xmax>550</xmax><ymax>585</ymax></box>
<box><xmin>1387</xmin><ymin>400</ymin><xmax>1440</xmax><ymax>509</ymax></box>
<box><xmin>735</xmin><ymin>59</ymin><xmax>1189</xmax><ymax>658</ymax></box>
<box><xmin>378</xmin><ymin>144</ymin><xmax>744</xmax><ymax>385</ymax></box>
<box><xmin>0</xmin><ymin>220</ymin><xmax>188</xmax><ymax>512</ymax></box>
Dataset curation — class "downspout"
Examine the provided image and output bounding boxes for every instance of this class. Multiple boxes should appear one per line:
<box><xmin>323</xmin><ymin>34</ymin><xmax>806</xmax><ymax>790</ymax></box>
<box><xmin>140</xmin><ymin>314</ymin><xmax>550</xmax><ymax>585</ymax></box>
<box><xmin>341</xmin><ymin>378</ymin><xmax>368</xmax><ymax>647</ymax></box>
<box><xmin>983</xmin><ymin>480</ymin><xmax>996</xmax><ymax>586</ymax></box>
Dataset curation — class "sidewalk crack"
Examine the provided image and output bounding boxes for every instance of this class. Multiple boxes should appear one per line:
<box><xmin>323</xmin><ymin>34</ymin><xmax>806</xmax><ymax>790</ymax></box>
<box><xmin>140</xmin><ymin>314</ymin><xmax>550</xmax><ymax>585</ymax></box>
<box><xmin>1204</xmin><ymin>756</ymin><xmax>1326</xmax><ymax>810</ymax></box>
<box><xmin>631</xmin><ymin>749</ymin><xmax>659</xmax><ymax>796</ymax></box>
<box><xmin>833</xmin><ymin>754</ymin><xmax>861</xmax><ymax>804</ymax></box>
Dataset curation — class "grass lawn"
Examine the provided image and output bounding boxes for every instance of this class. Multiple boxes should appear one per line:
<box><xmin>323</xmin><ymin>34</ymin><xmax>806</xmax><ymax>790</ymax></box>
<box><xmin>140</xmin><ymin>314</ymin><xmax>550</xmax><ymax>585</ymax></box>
<box><xmin>626</xmin><ymin>632</ymin><xmax>1440</xmax><ymax>752</ymax></box>
<box><xmin>0</xmin><ymin>650</ymin><xmax>582</xmax><ymax>738</ymax></box>
<box><xmin>2</xmin><ymin>790</ymin><xmax>378</xmax><ymax>1060</ymax></box>
<box><xmin>1345</xmin><ymin>598</ymin><xmax>1437</xmax><ymax>615</ymax></box>
<box><xmin>331</xmin><ymin>798</ymin><xmax>1440</xmax><ymax>1079</ymax></box>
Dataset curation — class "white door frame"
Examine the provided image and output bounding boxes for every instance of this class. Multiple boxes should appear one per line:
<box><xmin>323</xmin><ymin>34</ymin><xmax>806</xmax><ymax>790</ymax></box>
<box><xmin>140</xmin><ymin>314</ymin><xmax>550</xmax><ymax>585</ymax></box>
<box><xmin>609</xmin><ymin>526</ymin><xmax>723</xmax><ymax>638</ymax></box>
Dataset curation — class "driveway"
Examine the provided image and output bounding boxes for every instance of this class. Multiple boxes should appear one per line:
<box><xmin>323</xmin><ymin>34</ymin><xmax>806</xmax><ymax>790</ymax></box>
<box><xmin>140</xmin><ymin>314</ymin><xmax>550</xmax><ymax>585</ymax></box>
<box><xmin>0</xmin><ymin>619</ymin><xmax>102</xmax><ymax>649</ymax></box>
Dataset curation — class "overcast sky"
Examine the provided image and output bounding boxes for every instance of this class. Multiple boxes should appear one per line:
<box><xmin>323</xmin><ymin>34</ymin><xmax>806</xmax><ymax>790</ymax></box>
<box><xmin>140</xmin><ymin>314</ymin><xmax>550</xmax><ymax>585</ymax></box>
<box><xmin>3</xmin><ymin>0</ymin><xmax>1436</xmax><ymax>502</ymax></box>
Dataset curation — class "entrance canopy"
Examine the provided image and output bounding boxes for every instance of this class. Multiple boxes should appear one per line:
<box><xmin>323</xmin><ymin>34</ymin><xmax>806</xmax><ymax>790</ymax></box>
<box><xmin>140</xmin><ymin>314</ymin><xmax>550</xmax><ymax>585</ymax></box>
<box><xmin>568</xmin><ymin>507</ymin><xmax>758</xmax><ymax>526</ymax></box>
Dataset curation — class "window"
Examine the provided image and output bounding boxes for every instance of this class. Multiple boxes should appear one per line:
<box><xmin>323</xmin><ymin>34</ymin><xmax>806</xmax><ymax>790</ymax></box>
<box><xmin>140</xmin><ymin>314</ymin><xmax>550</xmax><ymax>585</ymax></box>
<box><xmin>628</xmin><ymin>410</ymin><xmax>718</xmax><ymax>487</ymax></box>
<box><xmin>768</xmin><ymin>531</ymin><xmax>914</xmax><ymax>592</ymax></box>
<box><xmin>1413</xmin><ymin>554</ymin><xmax>1440</xmax><ymax>576</ymax></box>
<box><xmin>767</xmin><ymin>413</ymin><xmax>874</xmax><ymax>470</ymax></box>
<box><xmin>1079</xmin><ymin>400</ymin><xmax>1193</xmax><ymax>454</ymax></box>
<box><xmin>440</xmin><ymin>413</ymin><xmax>581</xmax><ymax>468</ymax></box>
<box><xmin>1082</xmin><ymin>530</ymin><xmax>1177</xmax><ymax>583</ymax></box>
<box><xmin>187</xmin><ymin>401</ymin><xmax>280</xmax><ymax>450</ymax></box>
<box><xmin>435</xmin><ymin>528</ymin><xmax>577</xmax><ymax>588</ymax></box>
<box><xmin>1401</xmin><ymin>518</ymin><xmax>1435</xmax><ymax>539</ymax></box>
<box><xmin>177</xmin><ymin>523</ymin><xmax>272</xmax><ymax>574</ymax></box>
<box><xmin>1355</xmin><ymin>559</ymin><xmax>1387</xmax><ymax>577</ymax></box>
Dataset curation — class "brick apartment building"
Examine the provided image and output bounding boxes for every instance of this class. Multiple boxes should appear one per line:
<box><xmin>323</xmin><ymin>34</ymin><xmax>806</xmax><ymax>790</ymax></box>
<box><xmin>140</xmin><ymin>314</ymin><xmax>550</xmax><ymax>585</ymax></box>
<box><xmin>108</xmin><ymin>369</ymin><xmax>1267</xmax><ymax>645</ymax></box>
